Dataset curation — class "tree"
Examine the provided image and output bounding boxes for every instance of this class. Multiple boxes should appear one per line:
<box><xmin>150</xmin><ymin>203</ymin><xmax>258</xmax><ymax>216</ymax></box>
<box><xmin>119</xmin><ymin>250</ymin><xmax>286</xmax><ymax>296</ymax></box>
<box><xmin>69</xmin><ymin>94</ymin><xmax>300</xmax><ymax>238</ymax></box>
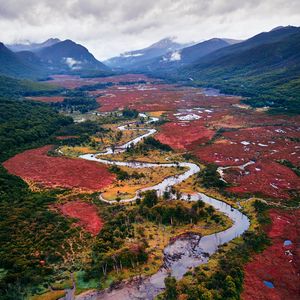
<box><xmin>223</xmin><ymin>275</ymin><xmax>238</xmax><ymax>299</ymax></box>
<box><xmin>122</xmin><ymin>108</ymin><xmax>139</xmax><ymax>119</ymax></box>
<box><xmin>164</xmin><ymin>275</ymin><xmax>178</xmax><ymax>300</ymax></box>
<box><xmin>197</xmin><ymin>164</ymin><xmax>227</xmax><ymax>189</ymax></box>
<box><xmin>163</xmin><ymin>190</ymin><xmax>171</xmax><ymax>200</ymax></box>
<box><xmin>142</xmin><ymin>190</ymin><xmax>158</xmax><ymax>208</ymax></box>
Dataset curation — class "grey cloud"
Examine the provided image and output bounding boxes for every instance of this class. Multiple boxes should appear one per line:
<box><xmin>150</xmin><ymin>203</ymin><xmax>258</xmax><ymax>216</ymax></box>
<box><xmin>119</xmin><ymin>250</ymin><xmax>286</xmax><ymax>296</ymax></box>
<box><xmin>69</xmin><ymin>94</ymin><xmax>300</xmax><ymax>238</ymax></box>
<box><xmin>0</xmin><ymin>0</ymin><xmax>299</xmax><ymax>59</ymax></box>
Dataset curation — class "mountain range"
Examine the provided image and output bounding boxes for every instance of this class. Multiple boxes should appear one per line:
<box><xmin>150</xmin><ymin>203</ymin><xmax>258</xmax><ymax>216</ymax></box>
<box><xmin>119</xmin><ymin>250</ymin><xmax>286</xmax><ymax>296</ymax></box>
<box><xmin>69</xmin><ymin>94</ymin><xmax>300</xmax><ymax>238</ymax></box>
<box><xmin>119</xmin><ymin>26</ymin><xmax>299</xmax><ymax>113</ymax></box>
<box><xmin>0</xmin><ymin>42</ymin><xmax>44</xmax><ymax>78</ymax></box>
<box><xmin>1</xmin><ymin>26</ymin><xmax>300</xmax><ymax>113</ymax></box>
<box><xmin>129</xmin><ymin>38</ymin><xmax>241</xmax><ymax>71</ymax></box>
<box><xmin>36</xmin><ymin>39</ymin><xmax>108</xmax><ymax>72</ymax></box>
<box><xmin>180</xmin><ymin>26</ymin><xmax>300</xmax><ymax>113</ymax></box>
<box><xmin>0</xmin><ymin>39</ymin><xmax>108</xmax><ymax>79</ymax></box>
<box><xmin>105</xmin><ymin>37</ymin><xmax>192</xmax><ymax>69</ymax></box>
<box><xmin>7</xmin><ymin>38</ymin><xmax>61</xmax><ymax>52</ymax></box>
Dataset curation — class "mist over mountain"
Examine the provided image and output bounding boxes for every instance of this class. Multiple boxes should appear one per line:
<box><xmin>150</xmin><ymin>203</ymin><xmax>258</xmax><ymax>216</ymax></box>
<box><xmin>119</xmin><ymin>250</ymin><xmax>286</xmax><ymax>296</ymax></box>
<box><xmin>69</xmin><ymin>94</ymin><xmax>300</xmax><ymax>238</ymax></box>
<box><xmin>35</xmin><ymin>39</ymin><xmax>109</xmax><ymax>72</ymax></box>
<box><xmin>0</xmin><ymin>39</ymin><xmax>109</xmax><ymax>79</ymax></box>
<box><xmin>130</xmin><ymin>38</ymin><xmax>241</xmax><ymax>72</ymax></box>
<box><xmin>105</xmin><ymin>37</ymin><xmax>191</xmax><ymax>69</ymax></box>
<box><xmin>7</xmin><ymin>38</ymin><xmax>61</xmax><ymax>52</ymax></box>
<box><xmin>0</xmin><ymin>1</ymin><xmax>300</xmax><ymax>299</ymax></box>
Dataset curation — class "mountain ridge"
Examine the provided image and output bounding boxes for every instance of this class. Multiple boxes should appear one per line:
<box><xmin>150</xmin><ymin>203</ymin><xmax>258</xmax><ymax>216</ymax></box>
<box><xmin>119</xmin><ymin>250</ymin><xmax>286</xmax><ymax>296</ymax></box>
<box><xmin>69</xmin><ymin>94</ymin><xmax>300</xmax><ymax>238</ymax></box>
<box><xmin>105</xmin><ymin>37</ymin><xmax>190</xmax><ymax>69</ymax></box>
<box><xmin>7</xmin><ymin>38</ymin><xmax>61</xmax><ymax>52</ymax></box>
<box><xmin>36</xmin><ymin>39</ymin><xmax>109</xmax><ymax>72</ymax></box>
<box><xmin>179</xmin><ymin>26</ymin><xmax>300</xmax><ymax>113</ymax></box>
<box><xmin>131</xmin><ymin>38</ymin><xmax>240</xmax><ymax>72</ymax></box>
<box><xmin>0</xmin><ymin>43</ymin><xmax>45</xmax><ymax>78</ymax></box>
<box><xmin>0</xmin><ymin>39</ymin><xmax>109</xmax><ymax>78</ymax></box>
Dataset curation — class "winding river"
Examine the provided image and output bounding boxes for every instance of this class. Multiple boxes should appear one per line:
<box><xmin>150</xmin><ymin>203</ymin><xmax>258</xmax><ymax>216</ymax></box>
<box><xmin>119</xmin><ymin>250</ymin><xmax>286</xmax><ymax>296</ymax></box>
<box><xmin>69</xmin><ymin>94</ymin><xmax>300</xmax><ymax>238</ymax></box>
<box><xmin>76</xmin><ymin>114</ymin><xmax>250</xmax><ymax>300</ymax></box>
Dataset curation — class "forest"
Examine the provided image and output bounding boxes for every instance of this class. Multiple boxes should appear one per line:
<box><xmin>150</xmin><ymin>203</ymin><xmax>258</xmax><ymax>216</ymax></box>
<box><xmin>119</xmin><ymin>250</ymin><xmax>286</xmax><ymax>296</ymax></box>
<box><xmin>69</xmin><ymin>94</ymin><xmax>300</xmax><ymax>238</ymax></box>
<box><xmin>0</xmin><ymin>97</ymin><xmax>76</xmax><ymax>298</ymax></box>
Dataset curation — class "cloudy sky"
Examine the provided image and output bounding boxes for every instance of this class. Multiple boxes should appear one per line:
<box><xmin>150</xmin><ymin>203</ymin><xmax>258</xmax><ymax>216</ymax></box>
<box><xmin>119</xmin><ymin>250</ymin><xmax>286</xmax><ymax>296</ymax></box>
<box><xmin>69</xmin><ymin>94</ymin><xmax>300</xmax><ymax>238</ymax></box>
<box><xmin>0</xmin><ymin>0</ymin><xmax>299</xmax><ymax>60</ymax></box>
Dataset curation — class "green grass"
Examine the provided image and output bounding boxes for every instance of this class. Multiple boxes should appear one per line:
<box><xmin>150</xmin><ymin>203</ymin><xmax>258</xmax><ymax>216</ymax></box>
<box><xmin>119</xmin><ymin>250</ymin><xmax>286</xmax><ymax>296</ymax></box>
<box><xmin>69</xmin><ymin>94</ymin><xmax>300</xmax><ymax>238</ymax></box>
<box><xmin>75</xmin><ymin>271</ymin><xmax>99</xmax><ymax>295</ymax></box>
<box><xmin>0</xmin><ymin>75</ymin><xmax>62</xmax><ymax>99</ymax></box>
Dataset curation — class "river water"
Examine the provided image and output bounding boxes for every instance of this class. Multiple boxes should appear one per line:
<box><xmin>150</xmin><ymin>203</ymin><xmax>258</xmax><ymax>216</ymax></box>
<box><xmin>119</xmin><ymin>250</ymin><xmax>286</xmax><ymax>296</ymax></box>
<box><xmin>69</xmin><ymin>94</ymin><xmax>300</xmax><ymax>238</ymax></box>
<box><xmin>75</xmin><ymin>114</ymin><xmax>250</xmax><ymax>300</ymax></box>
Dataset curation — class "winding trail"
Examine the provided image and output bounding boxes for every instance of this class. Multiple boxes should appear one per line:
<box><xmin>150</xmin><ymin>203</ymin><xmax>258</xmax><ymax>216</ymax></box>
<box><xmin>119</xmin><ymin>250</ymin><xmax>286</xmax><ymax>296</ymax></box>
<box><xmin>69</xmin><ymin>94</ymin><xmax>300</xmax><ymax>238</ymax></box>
<box><xmin>76</xmin><ymin>114</ymin><xmax>250</xmax><ymax>300</ymax></box>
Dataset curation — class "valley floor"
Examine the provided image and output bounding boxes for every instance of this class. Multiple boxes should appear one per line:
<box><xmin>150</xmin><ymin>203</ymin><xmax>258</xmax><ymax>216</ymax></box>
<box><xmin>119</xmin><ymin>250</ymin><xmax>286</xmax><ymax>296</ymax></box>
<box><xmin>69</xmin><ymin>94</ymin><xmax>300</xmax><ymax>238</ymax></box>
<box><xmin>2</xmin><ymin>73</ymin><xmax>299</xmax><ymax>300</ymax></box>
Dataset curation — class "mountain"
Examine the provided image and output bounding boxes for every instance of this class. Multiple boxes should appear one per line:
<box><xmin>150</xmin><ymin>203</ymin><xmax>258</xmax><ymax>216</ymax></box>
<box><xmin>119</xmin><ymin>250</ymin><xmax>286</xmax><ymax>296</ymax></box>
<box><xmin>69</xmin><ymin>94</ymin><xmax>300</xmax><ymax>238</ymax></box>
<box><xmin>189</xmin><ymin>26</ymin><xmax>300</xmax><ymax>66</ymax></box>
<box><xmin>17</xmin><ymin>51</ymin><xmax>46</xmax><ymax>68</ymax></box>
<box><xmin>181</xmin><ymin>26</ymin><xmax>300</xmax><ymax>113</ymax></box>
<box><xmin>0</xmin><ymin>39</ymin><xmax>109</xmax><ymax>78</ymax></box>
<box><xmin>0</xmin><ymin>43</ymin><xmax>45</xmax><ymax>78</ymax></box>
<box><xmin>133</xmin><ymin>38</ymin><xmax>240</xmax><ymax>72</ymax></box>
<box><xmin>105</xmin><ymin>37</ymin><xmax>190</xmax><ymax>69</ymax></box>
<box><xmin>7</xmin><ymin>38</ymin><xmax>61</xmax><ymax>52</ymax></box>
<box><xmin>162</xmin><ymin>38</ymin><xmax>241</xmax><ymax>64</ymax></box>
<box><xmin>36</xmin><ymin>39</ymin><xmax>109</xmax><ymax>72</ymax></box>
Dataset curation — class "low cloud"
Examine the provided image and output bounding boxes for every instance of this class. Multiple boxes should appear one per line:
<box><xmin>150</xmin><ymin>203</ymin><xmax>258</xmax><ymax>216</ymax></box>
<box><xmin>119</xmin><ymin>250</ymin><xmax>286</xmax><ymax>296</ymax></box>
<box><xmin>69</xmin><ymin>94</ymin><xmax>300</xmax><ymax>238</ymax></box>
<box><xmin>64</xmin><ymin>57</ymin><xmax>82</xmax><ymax>70</ymax></box>
<box><xmin>169</xmin><ymin>51</ymin><xmax>181</xmax><ymax>62</ymax></box>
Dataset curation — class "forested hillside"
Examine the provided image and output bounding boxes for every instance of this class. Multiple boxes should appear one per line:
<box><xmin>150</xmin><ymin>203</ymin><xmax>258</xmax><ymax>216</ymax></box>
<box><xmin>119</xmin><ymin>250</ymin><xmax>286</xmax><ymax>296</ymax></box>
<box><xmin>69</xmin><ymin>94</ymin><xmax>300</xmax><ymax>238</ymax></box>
<box><xmin>181</xmin><ymin>27</ymin><xmax>300</xmax><ymax>113</ymax></box>
<box><xmin>0</xmin><ymin>40</ymin><xmax>110</xmax><ymax>79</ymax></box>
<box><xmin>0</xmin><ymin>75</ymin><xmax>62</xmax><ymax>99</ymax></box>
<box><xmin>0</xmin><ymin>43</ymin><xmax>45</xmax><ymax>79</ymax></box>
<box><xmin>0</xmin><ymin>78</ymin><xmax>74</xmax><ymax>298</ymax></box>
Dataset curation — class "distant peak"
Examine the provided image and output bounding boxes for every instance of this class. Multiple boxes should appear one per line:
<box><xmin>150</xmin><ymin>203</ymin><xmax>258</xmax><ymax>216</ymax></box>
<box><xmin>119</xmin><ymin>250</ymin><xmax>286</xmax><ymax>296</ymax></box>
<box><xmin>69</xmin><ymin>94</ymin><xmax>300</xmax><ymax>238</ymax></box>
<box><xmin>206</xmin><ymin>38</ymin><xmax>223</xmax><ymax>42</ymax></box>
<box><xmin>149</xmin><ymin>37</ymin><xmax>179</xmax><ymax>49</ymax></box>
<box><xmin>62</xmin><ymin>39</ymin><xmax>75</xmax><ymax>44</ymax></box>
<box><xmin>0</xmin><ymin>42</ymin><xmax>10</xmax><ymax>51</ymax></box>
<box><xmin>43</xmin><ymin>38</ymin><xmax>61</xmax><ymax>44</ymax></box>
<box><xmin>56</xmin><ymin>39</ymin><xmax>79</xmax><ymax>47</ymax></box>
<box><xmin>270</xmin><ymin>25</ymin><xmax>294</xmax><ymax>32</ymax></box>
<box><xmin>46</xmin><ymin>38</ymin><xmax>60</xmax><ymax>42</ymax></box>
<box><xmin>221</xmin><ymin>38</ymin><xmax>243</xmax><ymax>44</ymax></box>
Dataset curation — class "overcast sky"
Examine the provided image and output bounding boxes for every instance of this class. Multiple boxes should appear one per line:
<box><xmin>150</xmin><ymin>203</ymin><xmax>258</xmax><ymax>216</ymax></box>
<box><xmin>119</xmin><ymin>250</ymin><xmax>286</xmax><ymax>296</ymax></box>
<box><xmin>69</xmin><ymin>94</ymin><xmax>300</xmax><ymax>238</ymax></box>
<box><xmin>0</xmin><ymin>0</ymin><xmax>299</xmax><ymax>60</ymax></box>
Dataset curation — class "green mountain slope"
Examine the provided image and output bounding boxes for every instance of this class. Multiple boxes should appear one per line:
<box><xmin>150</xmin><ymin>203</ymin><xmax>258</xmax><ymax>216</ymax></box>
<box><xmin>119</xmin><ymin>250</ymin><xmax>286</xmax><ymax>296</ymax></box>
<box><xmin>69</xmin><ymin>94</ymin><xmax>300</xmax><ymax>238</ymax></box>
<box><xmin>0</xmin><ymin>43</ymin><xmax>45</xmax><ymax>79</ymax></box>
<box><xmin>181</xmin><ymin>27</ymin><xmax>300</xmax><ymax>113</ymax></box>
<box><xmin>36</xmin><ymin>39</ymin><xmax>109</xmax><ymax>72</ymax></box>
<box><xmin>0</xmin><ymin>75</ymin><xmax>61</xmax><ymax>99</ymax></box>
<box><xmin>131</xmin><ymin>38</ymin><xmax>237</xmax><ymax>72</ymax></box>
<box><xmin>0</xmin><ymin>40</ymin><xmax>110</xmax><ymax>79</ymax></box>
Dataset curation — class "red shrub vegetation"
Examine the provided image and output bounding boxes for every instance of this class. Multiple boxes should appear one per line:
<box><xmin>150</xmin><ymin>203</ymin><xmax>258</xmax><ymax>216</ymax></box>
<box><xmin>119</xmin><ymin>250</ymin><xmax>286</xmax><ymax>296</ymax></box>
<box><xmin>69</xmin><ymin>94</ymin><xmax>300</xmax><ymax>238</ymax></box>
<box><xmin>242</xmin><ymin>209</ymin><xmax>300</xmax><ymax>300</ymax></box>
<box><xmin>225</xmin><ymin>160</ymin><xmax>300</xmax><ymax>199</ymax></box>
<box><xmin>56</xmin><ymin>135</ymin><xmax>80</xmax><ymax>140</ymax></box>
<box><xmin>58</xmin><ymin>201</ymin><xmax>103</xmax><ymax>235</ymax></box>
<box><xmin>194</xmin><ymin>125</ymin><xmax>300</xmax><ymax>199</ymax></box>
<box><xmin>3</xmin><ymin>145</ymin><xmax>115</xmax><ymax>191</ymax></box>
<box><xmin>156</xmin><ymin>121</ymin><xmax>215</xmax><ymax>150</ymax></box>
<box><xmin>27</xmin><ymin>96</ymin><xmax>65</xmax><ymax>103</ymax></box>
<box><xmin>97</xmin><ymin>85</ymin><xmax>241</xmax><ymax>112</ymax></box>
<box><xmin>46</xmin><ymin>74</ymin><xmax>152</xmax><ymax>89</ymax></box>
<box><xmin>196</xmin><ymin>126</ymin><xmax>300</xmax><ymax>167</ymax></box>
